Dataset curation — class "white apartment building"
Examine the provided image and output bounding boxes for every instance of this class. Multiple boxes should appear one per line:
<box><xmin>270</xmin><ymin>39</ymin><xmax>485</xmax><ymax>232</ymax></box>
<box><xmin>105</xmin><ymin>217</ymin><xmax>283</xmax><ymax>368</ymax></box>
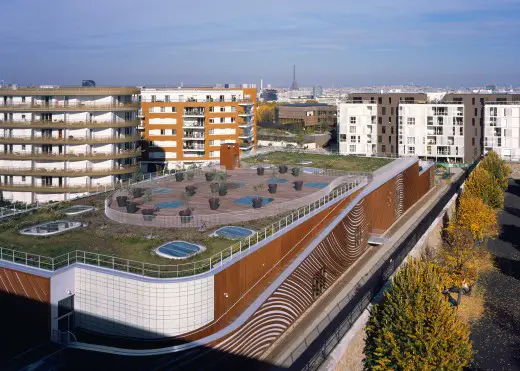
<box><xmin>338</xmin><ymin>102</ymin><xmax>378</xmax><ymax>156</ymax></box>
<box><xmin>0</xmin><ymin>86</ymin><xmax>140</xmax><ymax>204</ymax></box>
<box><xmin>398</xmin><ymin>103</ymin><xmax>465</xmax><ymax>162</ymax></box>
<box><xmin>484</xmin><ymin>102</ymin><xmax>520</xmax><ymax>161</ymax></box>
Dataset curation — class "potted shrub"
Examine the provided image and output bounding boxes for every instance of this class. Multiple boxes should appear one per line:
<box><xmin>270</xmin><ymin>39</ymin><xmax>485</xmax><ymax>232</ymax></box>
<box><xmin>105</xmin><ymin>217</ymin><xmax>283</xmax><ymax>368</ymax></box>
<box><xmin>218</xmin><ymin>183</ymin><xmax>228</xmax><ymax>196</ymax></box>
<box><xmin>132</xmin><ymin>187</ymin><xmax>145</xmax><ymax>198</ymax></box>
<box><xmin>141</xmin><ymin>208</ymin><xmax>155</xmax><ymax>221</ymax></box>
<box><xmin>179</xmin><ymin>191</ymin><xmax>193</xmax><ymax>223</ymax></box>
<box><xmin>279</xmin><ymin>165</ymin><xmax>288</xmax><ymax>174</ymax></box>
<box><xmin>257</xmin><ymin>166</ymin><xmax>265</xmax><ymax>176</ymax></box>
<box><xmin>187</xmin><ymin>170</ymin><xmax>195</xmax><ymax>181</ymax></box>
<box><xmin>291</xmin><ymin>167</ymin><xmax>301</xmax><ymax>177</ymax></box>
<box><xmin>252</xmin><ymin>184</ymin><xmax>266</xmax><ymax>209</ymax></box>
<box><xmin>142</xmin><ymin>189</ymin><xmax>153</xmax><ymax>203</ymax></box>
<box><xmin>268</xmin><ymin>168</ymin><xmax>279</xmax><ymax>194</ymax></box>
<box><xmin>209</xmin><ymin>183</ymin><xmax>220</xmax><ymax>210</ymax></box>
<box><xmin>205</xmin><ymin>170</ymin><xmax>216</xmax><ymax>182</ymax></box>
<box><xmin>175</xmin><ymin>171</ymin><xmax>184</xmax><ymax>182</ymax></box>
<box><xmin>126</xmin><ymin>201</ymin><xmax>137</xmax><ymax>213</ymax></box>
<box><xmin>185</xmin><ymin>185</ymin><xmax>197</xmax><ymax>196</ymax></box>
<box><xmin>116</xmin><ymin>195</ymin><xmax>128</xmax><ymax>207</ymax></box>
<box><xmin>294</xmin><ymin>180</ymin><xmax>304</xmax><ymax>191</ymax></box>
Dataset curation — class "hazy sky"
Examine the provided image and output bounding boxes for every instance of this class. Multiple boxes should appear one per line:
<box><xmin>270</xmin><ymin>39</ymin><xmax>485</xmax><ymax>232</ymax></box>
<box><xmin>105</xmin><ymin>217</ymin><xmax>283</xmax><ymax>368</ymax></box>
<box><xmin>1</xmin><ymin>0</ymin><xmax>519</xmax><ymax>87</ymax></box>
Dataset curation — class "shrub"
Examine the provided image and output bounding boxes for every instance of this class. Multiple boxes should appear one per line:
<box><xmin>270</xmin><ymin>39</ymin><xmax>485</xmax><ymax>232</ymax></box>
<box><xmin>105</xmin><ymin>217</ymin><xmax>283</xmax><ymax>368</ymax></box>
<box><xmin>363</xmin><ymin>259</ymin><xmax>472</xmax><ymax>371</ymax></box>
<box><xmin>464</xmin><ymin>167</ymin><xmax>504</xmax><ymax>209</ymax></box>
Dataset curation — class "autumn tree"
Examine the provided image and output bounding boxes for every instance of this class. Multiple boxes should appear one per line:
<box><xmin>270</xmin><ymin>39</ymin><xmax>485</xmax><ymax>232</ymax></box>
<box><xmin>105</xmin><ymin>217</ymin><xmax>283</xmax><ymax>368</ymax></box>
<box><xmin>257</xmin><ymin>102</ymin><xmax>276</xmax><ymax>122</ymax></box>
<box><xmin>448</xmin><ymin>194</ymin><xmax>499</xmax><ymax>241</ymax></box>
<box><xmin>437</xmin><ymin>226</ymin><xmax>493</xmax><ymax>305</ymax></box>
<box><xmin>481</xmin><ymin>150</ymin><xmax>511</xmax><ymax>190</ymax></box>
<box><xmin>464</xmin><ymin>167</ymin><xmax>504</xmax><ymax>209</ymax></box>
<box><xmin>363</xmin><ymin>259</ymin><xmax>472</xmax><ymax>371</ymax></box>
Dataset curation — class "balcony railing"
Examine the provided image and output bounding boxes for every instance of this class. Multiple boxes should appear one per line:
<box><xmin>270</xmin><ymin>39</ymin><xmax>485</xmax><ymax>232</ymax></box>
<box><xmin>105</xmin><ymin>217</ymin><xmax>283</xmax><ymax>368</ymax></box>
<box><xmin>142</xmin><ymin>97</ymin><xmax>253</xmax><ymax>103</ymax></box>
<box><xmin>0</xmin><ymin>86</ymin><xmax>139</xmax><ymax>96</ymax></box>
<box><xmin>182</xmin><ymin>109</ymin><xmax>205</xmax><ymax>116</ymax></box>
<box><xmin>0</xmin><ymin>103</ymin><xmax>139</xmax><ymax>112</ymax></box>
<box><xmin>0</xmin><ymin>134</ymin><xmax>140</xmax><ymax>144</ymax></box>
<box><xmin>0</xmin><ymin>120</ymin><xmax>139</xmax><ymax>128</ymax></box>
<box><xmin>0</xmin><ymin>183</ymin><xmax>114</xmax><ymax>193</ymax></box>
<box><xmin>0</xmin><ymin>149</ymin><xmax>140</xmax><ymax>160</ymax></box>
<box><xmin>0</xmin><ymin>165</ymin><xmax>138</xmax><ymax>177</ymax></box>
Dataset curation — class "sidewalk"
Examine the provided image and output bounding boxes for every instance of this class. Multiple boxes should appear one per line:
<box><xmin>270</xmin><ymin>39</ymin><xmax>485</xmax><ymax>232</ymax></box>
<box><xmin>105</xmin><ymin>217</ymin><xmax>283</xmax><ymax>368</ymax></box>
<box><xmin>263</xmin><ymin>182</ymin><xmax>447</xmax><ymax>366</ymax></box>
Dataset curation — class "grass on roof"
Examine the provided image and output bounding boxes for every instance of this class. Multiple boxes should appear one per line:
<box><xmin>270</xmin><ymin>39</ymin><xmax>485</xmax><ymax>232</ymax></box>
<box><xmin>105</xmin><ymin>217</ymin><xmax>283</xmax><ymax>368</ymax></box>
<box><xmin>0</xmin><ymin>198</ymin><xmax>291</xmax><ymax>266</ymax></box>
<box><xmin>241</xmin><ymin>151</ymin><xmax>392</xmax><ymax>172</ymax></box>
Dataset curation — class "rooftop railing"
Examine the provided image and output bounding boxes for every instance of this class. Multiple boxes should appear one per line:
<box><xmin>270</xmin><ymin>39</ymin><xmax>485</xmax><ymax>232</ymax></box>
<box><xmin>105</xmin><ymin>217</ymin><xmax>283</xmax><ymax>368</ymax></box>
<box><xmin>0</xmin><ymin>134</ymin><xmax>140</xmax><ymax>144</ymax></box>
<box><xmin>0</xmin><ymin>86</ymin><xmax>139</xmax><ymax>95</ymax></box>
<box><xmin>0</xmin><ymin>103</ymin><xmax>139</xmax><ymax>112</ymax></box>
<box><xmin>0</xmin><ymin>120</ymin><xmax>139</xmax><ymax>128</ymax></box>
<box><xmin>142</xmin><ymin>97</ymin><xmax>253</xmax><ymax>103</ymax></box>
<box><xmin>0</xmin><ymin>176</ymin><xmax>365</xmax><ymax>278</ymax></box>
<box><xmin>0</xmin><ymin>149</ymin><xmax>141</xmax><ymax>160</ymax></box>
<box><xmin>0</xmin><ymin>165</ymin><xmax>139</xmax><ymax>176</ymax></box>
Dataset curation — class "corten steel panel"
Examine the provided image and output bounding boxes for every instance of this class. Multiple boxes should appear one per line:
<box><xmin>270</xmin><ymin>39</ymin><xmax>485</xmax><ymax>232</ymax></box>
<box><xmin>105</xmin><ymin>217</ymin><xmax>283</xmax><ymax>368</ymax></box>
<box><xmin>0</xmin><ymin>267</ymin><xmax>51</xmax><ymax>360</ymax></box>
<box><xmin>219</xmin><ymin>144</ymin><xmax>240</xmax><ymax>170</ymax></box>
<box><xmin>209</xmin><ymin>165</ymin><xmax>434</xmax><ymax>358</ymax></box>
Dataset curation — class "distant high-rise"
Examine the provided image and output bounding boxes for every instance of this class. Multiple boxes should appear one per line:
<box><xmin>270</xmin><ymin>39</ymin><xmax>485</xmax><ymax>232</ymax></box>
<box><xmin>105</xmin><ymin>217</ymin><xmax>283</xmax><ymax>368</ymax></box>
<box><xmin>313</xmin><ymin>85</ymin><xmax>323</xmax><ymax>98</ymax></box>
<box><xmin>290</xmin><ymin>65</ymin><xmax>298</xmax><ymax>90</ymax></box>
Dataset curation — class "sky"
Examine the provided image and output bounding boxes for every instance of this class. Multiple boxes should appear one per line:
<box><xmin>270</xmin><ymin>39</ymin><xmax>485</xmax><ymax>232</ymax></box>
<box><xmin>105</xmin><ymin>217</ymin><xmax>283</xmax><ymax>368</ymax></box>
<box><xmin>1</xmin><ymin>0</ymin><xmax>519</xmax><ymax>88</ymax></box>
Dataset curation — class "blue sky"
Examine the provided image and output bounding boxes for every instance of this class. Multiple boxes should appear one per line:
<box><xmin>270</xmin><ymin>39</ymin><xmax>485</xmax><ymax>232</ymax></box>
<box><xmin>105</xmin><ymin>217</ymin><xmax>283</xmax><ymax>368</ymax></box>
<box><xmin>1</xmin><ymin>0</ymin><xmax>519</xmax><ymax>87</ymax></box>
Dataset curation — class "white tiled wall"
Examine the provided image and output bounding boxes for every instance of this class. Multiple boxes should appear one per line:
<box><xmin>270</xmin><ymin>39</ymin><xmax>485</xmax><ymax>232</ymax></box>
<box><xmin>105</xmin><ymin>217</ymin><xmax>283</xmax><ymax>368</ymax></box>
<box><xmin>75</xmin><ymin>268</ymin><xmax>214</xmax><ymax>338</ymax></box>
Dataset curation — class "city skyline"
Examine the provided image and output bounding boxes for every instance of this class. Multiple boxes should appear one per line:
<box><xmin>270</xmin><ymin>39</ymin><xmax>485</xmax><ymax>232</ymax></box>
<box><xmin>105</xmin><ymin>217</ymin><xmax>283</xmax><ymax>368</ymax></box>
<box><xmin>1</xmin><ymin>0</ymin><xmax>520</xmax><ymax>87</ymax></box>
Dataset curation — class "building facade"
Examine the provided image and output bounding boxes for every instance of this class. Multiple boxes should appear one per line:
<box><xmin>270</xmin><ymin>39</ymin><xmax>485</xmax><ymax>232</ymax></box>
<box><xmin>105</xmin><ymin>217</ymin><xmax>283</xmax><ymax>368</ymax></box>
<box><xmin>275</xmin><ymin>104</ymin><xmax>337</xmax><ymax>129</ymax></box>
<box><xmin>0</xmin><ymin>86</ymin><xmax>140</xmax><ymax>204</ymax></box>
<box><xmin>484</xmin><ymin>102</ymin><xmax>520</xmax><ymax>161</ymax></box>
<box><xmin>139</xmin><ymin>87</ymin><xmax>256</xmax><ymax>170</ymax></box>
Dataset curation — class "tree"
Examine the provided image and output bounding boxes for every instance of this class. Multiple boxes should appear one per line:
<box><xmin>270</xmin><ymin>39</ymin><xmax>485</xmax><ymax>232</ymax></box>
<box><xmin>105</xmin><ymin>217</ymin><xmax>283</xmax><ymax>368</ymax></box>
<box><xmin>448</xmin><ymin>195</ymin><xmax>499</xmax><ymax>241</ymax></box>
<box><xmin>364</xmin><ymin>259</ymin><xmax>472</xmax><ymax>371</ymax></box>
<box><xmin>295</xmin><ymin>128</ymin><xmax>305</xmax><ymax>148</ymax></box>
<box><xmin>464</xmin><ymin>167</ymin><xmax>504</xmax><ymax>209</ymax></box>
<box><xmin>481</xmin><ymin>150</ymin><xmax>511</xmax><ymax>190</ymax></box>
<box><xmin>437</xmin><ymin>226</ymin><xmax>492</xmax><ymax>305</ymax></box>
<box><xmin>257</xmin><ymin>102</ymin><xmax>276</xmax><ymax>122</ymax></box>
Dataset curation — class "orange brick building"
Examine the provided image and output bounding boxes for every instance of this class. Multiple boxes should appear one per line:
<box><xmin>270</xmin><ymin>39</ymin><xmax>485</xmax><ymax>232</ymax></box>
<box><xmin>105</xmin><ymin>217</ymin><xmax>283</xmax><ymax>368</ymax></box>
<box><xmin>139</xmin><ymin>87</ymin><xmax>256</xmax><ymax>170</ymax></box>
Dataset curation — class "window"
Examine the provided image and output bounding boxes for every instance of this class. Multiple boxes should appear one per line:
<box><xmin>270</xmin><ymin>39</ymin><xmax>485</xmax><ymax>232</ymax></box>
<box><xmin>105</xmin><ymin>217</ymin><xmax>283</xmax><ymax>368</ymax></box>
<box><xmin>340</xmin><ymin>134</ymin><xmax>346</xmax><ymax>142</ymax></box>
<box><xmin>22</xmin><ymin>145</ymin><xmax>26</xmax><ymax>150</ymax></box>
<box><xmin>407</xmin><ymin>117</ymin><xmax>415</xmax><ymax>125</ymax></box>
<box><xmin>209</xmin><ymin>140</ymin><xmax>215</xmax><ymax>145</ymax></box>
<box><xmin>378</xmin><ymin>117</ymin><xmax>382</xmax><ymax>125</ymax></box>
<box><xmin>382</xmin><ymin>145</ymin><xmax>386</xmax><ymax>152</ymax></box>
<box><xmin>427</xmin><ymin>117</ymin><xmax>433</xmax><ymax>126</ymax></box>
<box><xmin>472</xmin><ymin>138</ymin><xmax>475</xmax><ymax>146</ymax></box>
<box><xmin>171</xmin><ymin>107</ymin><xmax>176</xmax><ymax>113</ymax></box>
<box><xmin>472</xmin><ymin>117</ymin><xmax>475</xmax><ymax>126</ymax></box>
<box><xmin>21</xmin><ymin>114</ymin><xmax>26</xmax><ymax>120</ymax></box>
<box><xmin>391</xmin><ymin>107</ymin><xmax>394</xmax><ymax>115</ymax></box>
<box><xmin>490</xmin><ymin>117</ymin><xmax>497</xmax><ymax>127</ymax></box>
<box><xmin>209</xmin><ymin>129</ymin><xmax>215</xmax><ymax>135</ymax></box>
<box><xmin>220</xmin><ymin>118</ymin><xmax>225</xmax><ymax>123</ymax></box>
<box><xmin>408</xmin><ymin>146</ymin><xmax>415</xmax><ymax>154</ymax></box>
<box><xmin>160</xmin><ymin>107</ymin><xmax>165</xmax><ymax>113</ymax></box>
<box><xmin>378</xmin><ymin>97</ymin><xmax>382</xmax><ymax>104</ymax></box>
<box><xmin>474</xmin><ymin>108</ymin><xmax>478</xmax><ymax>116</ymax></box>
<box><xmin>378</xmin><ymin>135</ymin><xmax>382</xmax><ymax>143</ymax></box>
<box><xmin>382</xmin><ymin>107</ymin><xmax>386</xmax><ymax>115</ymax></box>
<box><xmin>220</xmin><ymin>107</ymin><xmax>225</xmax><ymax>112</ymax></box>
<box><xmin>149</xmin><ymin>107</ymin><xmax>155</xmax><ymax>113</ymax></box>
<box><xmin>472</xmin><ymin>98</ymin><xmax>475</xmax><ymax>105</ymax></box>
<box><xmin>389</xmin><ymin>97</ymin><xmax>392</xmax><ymax>104</ymax></box>
<box><xmin>151</xmin><ymin>95</ymin><xmax>156</xmax><ymax>102</ymax></box>
<box><xmin>407</xmin><ymin>137</ymin><xmax>415</xmax><ymax>145</ymax></box>
<box><xmin>382</xmin><ymin>126</ymin><xmax>386</xmax><ymax>134</ymax></box>
<box><xmin>460</xmin><ymin>127</ymin><xmax>463</xmax><ymax>136</ymax></box>
<box><xmin>160</xmin><ymin>129</ymin><xmax>165</xmax><ymax>135</ymax></box>
<box><xmin>165</xmin><ymin>95</ymin><xmax>170</xmax><ymax>102</ymax></box>
<box><xmin>349</xmin><ymin>145</ymin><xmax>356</xmax><ymax>152</ymax></box>
<box><xmin>22</xmin><ymin>176</ymin><xmax>26</xmax><ymax>181</ymax></box>
<box><xmin>349</xmin><ymin>126</ymin><xmax>356</xmax><ymax>134</ymax></box>
<box><xmin>350</xmin><ymin>135</ymin><xmax>357</xmax><ymax>143</ymax></box>
<box><xmin>350</xmin><ymin>117</ymin><xmax>357</xmax><ymax>124</ymax></box>
<box><xmin>490</xmin><ymin>107</ymin><xmax>497</xmax><ymax>117</ymax></box>
<box><xmin>22</xmin><ymin>97</ymin><xmax>26</xmax><ymax>103</ymax></box>
<box><xmin>388</xmin><ymin>136</ymin><xmax>392</xmax><ymax>143</ymax></box>
<box><xmin>391</xmin><ymin>126</ymin><xmax>394</xmax><ymax>134</ymax></box>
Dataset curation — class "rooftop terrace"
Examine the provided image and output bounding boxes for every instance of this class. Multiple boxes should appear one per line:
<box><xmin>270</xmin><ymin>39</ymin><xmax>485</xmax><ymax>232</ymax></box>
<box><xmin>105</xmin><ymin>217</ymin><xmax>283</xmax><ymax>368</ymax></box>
<box><xmin>0</xmin><ymin>152</ymin><xmax>391</xmax><ymax>277</ymax></box>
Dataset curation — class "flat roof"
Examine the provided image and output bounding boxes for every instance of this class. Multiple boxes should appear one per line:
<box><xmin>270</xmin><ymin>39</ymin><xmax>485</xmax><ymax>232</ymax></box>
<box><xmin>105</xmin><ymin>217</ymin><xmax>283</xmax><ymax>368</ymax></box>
<box><xmin>279</xmin><ymin>104</ymin><xmax>335</xmax><ymax>108</ymax></box>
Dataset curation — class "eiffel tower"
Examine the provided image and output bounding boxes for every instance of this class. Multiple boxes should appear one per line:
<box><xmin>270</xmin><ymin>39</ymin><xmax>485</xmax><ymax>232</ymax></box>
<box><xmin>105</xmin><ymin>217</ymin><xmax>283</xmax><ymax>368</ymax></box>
<box><xmin>290</xmin><ymin>64</ymin><xmax>298</xmax><ymax>90</ymax></box>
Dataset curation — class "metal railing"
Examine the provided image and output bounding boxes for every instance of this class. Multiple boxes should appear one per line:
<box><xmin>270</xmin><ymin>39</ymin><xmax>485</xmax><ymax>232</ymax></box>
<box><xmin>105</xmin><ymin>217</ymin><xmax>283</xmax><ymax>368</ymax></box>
<box><xmin>0</xmin><ymin>177</ymin><xmax>365</xmax><ymax>278</ymax></box>
<box><xmin>142</xmin><ymin>97</ymin><xmax>254</xmax><ymax>103</ymax></box>
<box><xmin>0</xmin><ymin>103</ymin><xmax>139</xmax><ymax>111</ymax></box>
<box><xmin>0</xmin><ymin>120</ymin><xmax>139</xmax><ymax>128</ymax></box>
<box><xmin>0</xmin><ymin>134</ymin><xmax>140</xmax><ymax>144</ymax></box>
<box><xmin>0</xmin><ymin>149</ymin><xmax>141</xmax><ymax>160</ymax></box>
<box><xmin>0</xmin><ymin>86</ymin><xmax>139</xmax><ymax>95</ymax></box>
<box><xmin>0</xmin><ymin>165</ymin><xmax>138</xmax><ymax>176</ymax></box>
<box><xmin>241</xmin><ymin>147</ymin><xmax>400</xmax><ymax>160</ymax></box>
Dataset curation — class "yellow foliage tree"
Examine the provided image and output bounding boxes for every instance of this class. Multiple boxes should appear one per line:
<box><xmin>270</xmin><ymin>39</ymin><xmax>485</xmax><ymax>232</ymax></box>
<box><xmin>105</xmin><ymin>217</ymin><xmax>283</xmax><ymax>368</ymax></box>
<box><xmin>449</xmin><ymin>195</ymin><xmax>499</xmax><ymax>241</ymax></box>
<box><xmin>257</xmin><ymin>102</ymin><xmax>276</xmax><ymax>122</ymax></box>
<box><xmin>481</xmin><ymin>150</ymin><xmax>511</xmax><ymax>190</ymax></box>
<box><xmin>464</xmin><ymin>167</ymin><xmax>504</xmax><ymax>209</ymax></box>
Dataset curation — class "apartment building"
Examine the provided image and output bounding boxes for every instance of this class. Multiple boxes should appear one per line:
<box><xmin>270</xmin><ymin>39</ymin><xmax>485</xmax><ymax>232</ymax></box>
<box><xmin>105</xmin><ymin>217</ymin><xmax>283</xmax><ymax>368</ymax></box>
<box><xmin>275</xmin><ymin>104</ymin><xmax>337</xmax><ymax>129</ymax></box>
<box><xmin>0</xmin><ymin>86</ymin><xmax>140</xmax><ymax>203</ymax></box>
<box><xmin>338</xmin><ymin>93</ymin><xmax>427</xmax><ymax>156</ymax></box>
<box><xmin>484</xmin><ymin>102</ymin><xmax>520</xmax><ymax>161</ymax></box>
<box><xmin>139</xmin><ymin>87</ymin><xmax>256</xmax><ymax>169</ymax></box>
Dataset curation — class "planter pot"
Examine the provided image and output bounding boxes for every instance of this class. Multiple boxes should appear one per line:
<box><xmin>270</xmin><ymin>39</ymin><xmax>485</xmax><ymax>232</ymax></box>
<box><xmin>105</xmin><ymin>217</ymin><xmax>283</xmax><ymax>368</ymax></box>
<box><xmin>218</xmin><ymin>188</ymin><xmax>228</xmax><ymax>196</ymax></box>
<box><xmin>175</xmin><ymin>173</ymin><xmax>184</xmax><ymax>182</ymax></box>
<box><xmin>132</xmin><ymin>188</ymin><xmax>144</xmax><ymax>198</ymax></box>
<box><xmin>294</xmin><ymin>180</ymin><xmax>304</xmax><ymax>191</ymax></box>
<box><xmin>257</xmin><ymin>167</ymin><xmax>265</xmax><ymax>176</ymax></box>
<box><xmin>252</xmin><ymin>197</ymin><xmax>263</xmax><ymax>209</ymax></box>
<box><xmin>268</xmin><ymin>184</ymin><xmax>278</xmax><ymax>194</ymax></box>
<box><xmin>291</xmin><ymin>168</ymin><xmax>301</xmax><ymax>177</ymax></box>
<box><xmin>185</xmin><ymin>185</ymin><xmax>197</xmax><ymax>196</ymax></box>
<box><xmin>126</xmin><ymin>202</ymin><xmax>138</xmax><ymax>213</ymax></box>
<box><xmin>141</xmin><ymin>208</ymin><xmax>155</xmax><ymax>221</ymax></box>
<box><xmin>209</xmin><ymin>198</ymin><xmax>220</xmax><ymax>210</ymax></box>
<box><xmin>205</xmin><ymin>173</ymin><xmax>216</xmax><ymax>181</ymax></box>
<box><xmin>279</xmin><ymin>165</ymin><xmax>288</xmax><ymax>174</ymax></box>
<box><xmin>116</xmin><ymin>196</ymin><xmax>128</xmax><ymax>207</ymax></box>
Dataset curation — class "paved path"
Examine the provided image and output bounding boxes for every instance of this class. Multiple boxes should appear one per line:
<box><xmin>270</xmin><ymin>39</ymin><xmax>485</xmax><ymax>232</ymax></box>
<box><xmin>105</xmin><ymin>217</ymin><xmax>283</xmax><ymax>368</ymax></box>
<box><xmin>470</xmin><ymin>179</ymin><xmax>520</xmax><ymax>371</ymax></box>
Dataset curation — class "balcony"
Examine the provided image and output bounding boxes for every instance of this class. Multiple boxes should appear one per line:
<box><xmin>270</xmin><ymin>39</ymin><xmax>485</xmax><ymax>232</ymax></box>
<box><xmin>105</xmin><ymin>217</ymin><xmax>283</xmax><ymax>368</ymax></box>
<box><xmin>0</xmin><ymin>86</ymin><xmax>139</xmax><ymax>96</ymax></box>
<box><xmin>240</xmin><ymin>143</ymin><xmax>254</xmax><ymax>150</ymax></box>
<box><xmin>239</xmin><ymin>132</ymin><xmax>254</xmax><ymax>139</ymax></box>
<box><xmin>183</xmin><ymin>109</ymin><xmax>205</xmax><ymax>117</ymax></box>
<box><xmin>0</xmin><ymin>134</ymin><xmax>140</xmax><ymax>145</ymax></box>
<box><xmin>0</xmin><ymin>103</ymin><xmax>139</xmax><ymax>112</ymax></box>
<box><xmin>0</xmin><ymin>165</ymin><xmax>139</xmax><ymax>177</ymax></box>
<box><xmin>0</xmin><ymin>120</ymin><xmax>139</xmax><ymax>129</ymax></box>
<box><xmin>0</xmin><ymin>182</ymin><xmax>111</xmax><ymax>193</ymax></box>
<box><xmin>238</xmin><ymin>120</ymin><xmax>254</xmax><ymax>128</ymax></box>
<box><xmin>0</xmin><ymin>149</ymin><xmax>140</xmax><ymax>161</ymax></box>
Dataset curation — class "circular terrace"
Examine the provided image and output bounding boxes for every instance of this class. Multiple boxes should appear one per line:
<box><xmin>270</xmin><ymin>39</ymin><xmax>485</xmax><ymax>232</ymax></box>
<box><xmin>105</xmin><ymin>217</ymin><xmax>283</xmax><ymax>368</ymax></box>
<box><xmin>105</xmin><ymin>166</ymin><xmax>365</xmax><ymax>228</ymax></box>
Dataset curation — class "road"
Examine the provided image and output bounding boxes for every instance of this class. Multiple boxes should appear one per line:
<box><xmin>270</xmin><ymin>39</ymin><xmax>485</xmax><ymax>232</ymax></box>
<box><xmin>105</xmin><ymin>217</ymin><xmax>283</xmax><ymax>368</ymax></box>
<box><xmin>470</xmin><ymin>179</ymin><xmax>520</xmax><ymax>370</ymax></box>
